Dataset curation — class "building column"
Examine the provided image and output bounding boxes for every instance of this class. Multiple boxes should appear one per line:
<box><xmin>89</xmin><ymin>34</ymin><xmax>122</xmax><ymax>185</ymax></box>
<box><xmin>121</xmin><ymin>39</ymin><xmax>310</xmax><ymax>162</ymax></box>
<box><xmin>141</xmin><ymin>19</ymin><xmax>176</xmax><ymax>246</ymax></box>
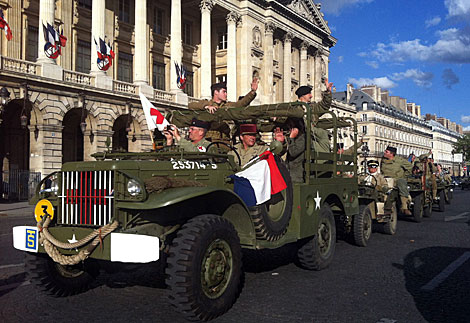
<box><xmin>134</xmin><ymin>0</ymin><xmax>148</xmax><ymax>85</ymax></box>
<box><xmin>313</xmin><ymin>48</ymin><xmax>324</xmax><ymax>102</ymax></box>
<box><xmin>226</xmin><ymin>11</ymin><xmax>238</xmax><ymax>102</ymax></box>
<box><xmin>91</xmin><ymin>0</ymin><xmax>106</xmax><ymax>75</ymax></box>
<box><xmin>299</xmin><ymin>41</ymin><xmax>308</xmax><ymax>86</ymax></box>
<box><xmin>170</xmin><ymin>0</ymin><xmax>187</xmax><ymax>103</ymax></box>
<box><xmin>283</xmin><ymin>32</ymin><xmax>292</xmax><ymax>102</ymax></box>
<box><xmin>263</xmin><ymin>22</ymin><xmax>275</xmax><ymax>104</ymax></box>
<box><xmin>200</xmin><ymin>0</ymin><xmax>214</xmax><ymax>99</ymax></box>
<box><xmin>37</xmin><ymin>0</ymin><xmax>56</xmax><ymax>64</ymax></box>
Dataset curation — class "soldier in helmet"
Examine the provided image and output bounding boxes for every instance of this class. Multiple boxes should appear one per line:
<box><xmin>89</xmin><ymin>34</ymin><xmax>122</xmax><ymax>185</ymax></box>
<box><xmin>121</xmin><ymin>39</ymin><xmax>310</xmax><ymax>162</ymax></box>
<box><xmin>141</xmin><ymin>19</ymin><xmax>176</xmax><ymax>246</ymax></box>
<box><xmin>381</xmin><ymin>146</ymin><xmax>413</xmax><ymax>215</ymax></box>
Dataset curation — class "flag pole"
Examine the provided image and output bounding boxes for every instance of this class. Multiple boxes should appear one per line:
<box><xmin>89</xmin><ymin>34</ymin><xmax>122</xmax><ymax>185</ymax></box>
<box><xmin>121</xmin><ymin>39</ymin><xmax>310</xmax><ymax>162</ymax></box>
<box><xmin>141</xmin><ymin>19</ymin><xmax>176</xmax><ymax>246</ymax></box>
<box><xmin>150</xmin><ymin>131</ymin><xmax>156</xmax><ymax>151</ymax></box>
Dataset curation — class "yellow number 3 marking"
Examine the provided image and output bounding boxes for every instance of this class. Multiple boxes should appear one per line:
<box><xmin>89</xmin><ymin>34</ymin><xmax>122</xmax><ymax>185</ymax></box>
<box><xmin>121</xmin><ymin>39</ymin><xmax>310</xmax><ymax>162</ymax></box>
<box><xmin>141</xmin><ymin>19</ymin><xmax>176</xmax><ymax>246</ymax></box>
<box><xmin>35</xmin><ymin>199</ymin><xmax>54</xmax><ymax>222</ymax></box>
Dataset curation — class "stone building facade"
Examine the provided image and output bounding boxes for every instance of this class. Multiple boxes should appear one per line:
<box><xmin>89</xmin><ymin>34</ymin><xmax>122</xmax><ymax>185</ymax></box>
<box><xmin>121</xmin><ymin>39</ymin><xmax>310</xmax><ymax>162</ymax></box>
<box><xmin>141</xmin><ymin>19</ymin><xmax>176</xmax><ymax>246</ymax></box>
<box><xmin>333</xmin><ymin>85</ymin><xmax>433</xmax><ymax>159</ymax></box>
<box><xmin>0</xmin><ymin>0</ymin><xmax>336</xmax><ymax>185</ymax></box>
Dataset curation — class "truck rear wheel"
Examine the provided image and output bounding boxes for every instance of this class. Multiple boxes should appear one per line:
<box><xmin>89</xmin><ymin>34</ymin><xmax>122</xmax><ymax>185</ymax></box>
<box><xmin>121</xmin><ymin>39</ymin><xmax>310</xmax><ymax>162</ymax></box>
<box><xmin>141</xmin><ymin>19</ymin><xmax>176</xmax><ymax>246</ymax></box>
<box><xmin>296</xmin><ymin>204</ymin><xmax>336</xmax><ymax>271</ymax></box>
<box><xmin>249</xmin><ymin>156</ymin><xmax>293</xmax><ymax>241</ymax></box>
<box><xmin>25</xmin><ymin>252</ymin><xmax>99</xmax><ymax>297</ymax></box>
<box><xmin>353</xmin><ymin>204</ymin><xmax>372</xmax><ymax>247</ymax></box>
<box><xmin>382</xmin><ymin>203</ymin><xmax>397</xmax><ymax>235</ymax></box>
<box><xmin>165</xmin><ymin>214</ymin><xmax>242</xmax><ymax>322</ymax></box>
<box><xmin>438</xmin><ymin>190</ymin><xmax>445</xmax><ymax>212</ymax></box>
<box><xmin>423</xmin><ymin>202</ymin><xmax>433</xmax><ymax>218</ymax></box>
<box><xmin>412</xmin><ymin>193</ymin><xmax>423</xmax><ymax>223</ymax></box>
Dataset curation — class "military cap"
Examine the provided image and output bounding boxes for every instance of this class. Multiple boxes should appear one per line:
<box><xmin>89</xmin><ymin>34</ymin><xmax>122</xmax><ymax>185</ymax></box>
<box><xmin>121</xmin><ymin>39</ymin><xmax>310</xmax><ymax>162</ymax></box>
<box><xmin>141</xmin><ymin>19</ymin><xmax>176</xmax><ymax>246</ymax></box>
<box><xmin>190</xmin><ymin>118</ymin><xmax>210</xmax><ymax>129</ymax></box>
<box><xmin>295</xmin><ymin>85</ymin><xmax>312</xmax><ymax>98</ymax></box>
<box><xmin>385</xmin><ymin>146</ymin><xmax>397</xmax><ymax>154</ymax></box>
<box><xmin>240</xmin><ymin>123</ymin><xmax>257</xmax><ymax>135</ymax></box>
<box><xmin>367</xmin><ymin>160</ymin><xmax>379</xmax><ymax>168</ymax></box>
<box><xmin>210</xmin><ymin>82</ymin><xmax>227</xmax><ymax>93</ymax></box>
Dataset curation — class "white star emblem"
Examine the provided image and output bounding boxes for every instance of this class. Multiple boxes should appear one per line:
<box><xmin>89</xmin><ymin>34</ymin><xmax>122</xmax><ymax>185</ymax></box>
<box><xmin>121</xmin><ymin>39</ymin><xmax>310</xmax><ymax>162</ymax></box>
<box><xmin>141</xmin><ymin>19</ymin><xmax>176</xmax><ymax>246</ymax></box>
<box><xmin>68</xmin><ymin>234</ymin><xmax>78</xmax><ymax>244</ymax></box>
<box><xmin>314</xmin><ymin>191</ymin><xmax>322</xmax><ymax>210</ymax></box>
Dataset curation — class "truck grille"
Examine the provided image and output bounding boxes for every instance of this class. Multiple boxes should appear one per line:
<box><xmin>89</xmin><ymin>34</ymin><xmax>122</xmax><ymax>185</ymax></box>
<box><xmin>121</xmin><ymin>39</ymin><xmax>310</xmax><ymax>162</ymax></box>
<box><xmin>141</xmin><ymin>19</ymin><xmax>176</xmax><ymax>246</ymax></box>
<box><xmin>59</xmin><ymin>171</ymin><xmax>114</xmax><ymax>226</ymax></box>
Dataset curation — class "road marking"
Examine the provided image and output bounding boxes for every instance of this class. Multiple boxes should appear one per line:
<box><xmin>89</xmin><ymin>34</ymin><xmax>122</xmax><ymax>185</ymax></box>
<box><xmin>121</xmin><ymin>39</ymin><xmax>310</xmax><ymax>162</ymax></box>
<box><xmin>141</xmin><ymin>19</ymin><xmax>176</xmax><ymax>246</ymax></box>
<box><xmin>445</xmin><ymin>212</ymin><xmax>470</xmax><ymax>222</ymax></box>
<box><xmin>376</xmin><ymin>319</ymin><xmax>397</xmax><ymax>323</ymax></box>
<box><xmin>0</xmin><ymin>281</ymin><xmax>30</xmax><ymax>292</ymax></box>
<box><xmin>0</xmin><ymin>232</ymin><xmax>12</xmax><ymax>237</ymax></box>
<box><xmin>421</xmin><ymin>251</ymin><xmax>470</xmax><ymax>291</ymax></box>
<box><xmin>0</xmin><ymin>263</ymin><xmax>24</xmax><ymax>270</ymax></box>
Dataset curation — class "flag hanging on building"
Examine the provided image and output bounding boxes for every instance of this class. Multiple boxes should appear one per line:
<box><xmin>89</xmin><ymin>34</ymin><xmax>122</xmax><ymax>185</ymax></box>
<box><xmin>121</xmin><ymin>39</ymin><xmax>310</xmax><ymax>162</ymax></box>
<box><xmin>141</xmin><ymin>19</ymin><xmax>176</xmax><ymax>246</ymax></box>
<box><xmin>174</xmin><ymin>61</ymin><xmax>187</xmax><ymax>89</ymax></box>
<box><xmin>139</xmin><ymin>93</ymin><xmax>169</xmax><ymax>132</ymax></box>
<box><xmin>42</xmin><ymin>22</ymin><xmax>67</xmax><ymax>59</ymax></box>
<box><xmin>94</xmin><ymin>37</ymin><xmax>115</xmax><ymax>71</ymax></box>
<box><xmin>0</xmin><ymin>9</ymin><xmax>12</xmax><ymax>41</ymax></box>
<box><xmin>230</xmin><ymin>151</ymin><xmax>287</xmax><ymax>207</ymax></box>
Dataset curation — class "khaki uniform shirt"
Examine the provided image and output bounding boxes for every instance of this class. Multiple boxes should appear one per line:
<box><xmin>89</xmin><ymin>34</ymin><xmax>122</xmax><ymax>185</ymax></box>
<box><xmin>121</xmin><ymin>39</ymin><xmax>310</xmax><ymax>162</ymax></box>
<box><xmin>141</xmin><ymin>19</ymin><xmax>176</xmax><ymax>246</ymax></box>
<box><xmin>177</xmin><ymin>137</ymin><xmax>211</xmax><ymax>152</ymax></box>
<box><xmin>381</xmin><ymin>156</ymin><xmax>413</xmax><ymax>178</ymax></box>
<box><xmin>229</xmin><ymin>142</ymin><xmax>266</xmax><ymax>167</ymax></box>
<box><xmin>359</xmin><ymin>172</ymin><xmax>389</xmax><ymax>192</ymax></box>
<box><xmin>188</xmin><ymin>90</ymin><xmax>257</xmax><ymax>110</ymax></box>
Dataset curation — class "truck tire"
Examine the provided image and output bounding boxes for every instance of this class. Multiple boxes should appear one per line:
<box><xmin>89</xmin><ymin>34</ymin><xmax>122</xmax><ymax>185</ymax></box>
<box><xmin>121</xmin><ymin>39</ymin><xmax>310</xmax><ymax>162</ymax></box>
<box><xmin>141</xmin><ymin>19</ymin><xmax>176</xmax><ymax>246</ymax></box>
<box><xmin>412</xmin><ymin>193</ymin><xmax>423</xmax><ymax>223</ymax></box>
<box><xmin>296</xmin><ymin>204</ymin><xmax>336</xmax><ymax>271</ymax></box>
<box><xmin>423</xmin><ymin>202</ymin><xmax>433</xmax><ymax>218</ymax></box>
<box><xmin>249</xmin><ymin>156</ymin><xmax>293</xmax><ymax>241</ymax></box>
<box><xmin>353</xmin><ymin>204</ymin><xmax>372</xmax><ymax>247</ymax></box>
<box><xmin>446</xmin><ymin>189</ymin><xmax>452</xmax><ymax>203</ymax></box>
<box><xmin>25</xmin><ymin>252</ymin><xmax>99</xmax><ymax>297</ymax></box>
<box><xmin>438</xmin><ymin>190</ymin><xmax>445</xmax><ymax>212</ymax></box>
<box><xmin>166</xmin><ymin>214</ymin><xmax>242</xmax><ymax>322</ymax></box>
<box><xmin>382</xmin><ymin>203</ymin><xmax>397</xmax><ymax>235</ymax></box>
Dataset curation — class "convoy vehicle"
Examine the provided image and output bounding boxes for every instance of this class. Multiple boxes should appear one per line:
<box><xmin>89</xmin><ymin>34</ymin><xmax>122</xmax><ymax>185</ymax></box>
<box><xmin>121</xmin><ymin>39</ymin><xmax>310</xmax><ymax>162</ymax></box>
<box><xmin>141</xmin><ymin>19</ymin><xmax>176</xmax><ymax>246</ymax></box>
<box><xmin>357</xmin><ymin>174</ymin><xmax>398</xmax><ymax>246</ymax></box>
<box><xmin>403</xmin><ymin>175</ymin><xmax>432</xmax><ymax>222</ymax></box>
<box><xmin>13</xmin><ymin>101</ymin><xmax>359</xmax><ymax>321</ymax></box>
<box><xmin>433</xmin><ymin>178</ymin><xmax>449</xmax><ymax>211</ymax></box>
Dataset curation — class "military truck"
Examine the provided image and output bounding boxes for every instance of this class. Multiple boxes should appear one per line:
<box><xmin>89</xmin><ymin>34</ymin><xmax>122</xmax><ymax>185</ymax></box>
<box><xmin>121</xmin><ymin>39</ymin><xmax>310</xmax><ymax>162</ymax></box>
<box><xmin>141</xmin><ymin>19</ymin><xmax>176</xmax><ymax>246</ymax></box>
<box><xmin>402</xmin><ymin>175</ymin><xmax>433</xmax><ymax>222</ymax></box>
<box><xmin>357</xmin><ymin>175</ymin><xmax>398</xmax><ymax>246</ymax></box>
<box><xmin>12</xmin><ymin>101</ymin><xmax>359</xmax><ymax>321</ymax></box>
<box><xmin>433</xmin><ymin>177</ymin><xmax>450</xmax><ymax>212</ymax></box>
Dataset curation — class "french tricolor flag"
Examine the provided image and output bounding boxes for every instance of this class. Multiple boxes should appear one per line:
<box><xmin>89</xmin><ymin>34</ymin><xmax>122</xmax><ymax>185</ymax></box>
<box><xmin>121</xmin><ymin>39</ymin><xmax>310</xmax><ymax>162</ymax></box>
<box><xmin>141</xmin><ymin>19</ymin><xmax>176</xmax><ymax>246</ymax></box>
<box><xmin>140</xmin><ymin>93</ymin><xmax>170</xmax><ymax>132</ymax></box>
<box><xmin>230</xmin><ymin>151</ymin><xmax>287</xmax><ymax>207</ymax></box>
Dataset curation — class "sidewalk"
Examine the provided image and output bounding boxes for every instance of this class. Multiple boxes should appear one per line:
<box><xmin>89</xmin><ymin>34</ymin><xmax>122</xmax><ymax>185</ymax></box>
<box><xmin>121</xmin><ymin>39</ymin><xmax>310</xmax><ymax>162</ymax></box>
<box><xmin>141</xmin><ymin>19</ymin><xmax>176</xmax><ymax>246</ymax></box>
<box><xmin>0</xmin><ymin>201</ymin><xmax>34</xmax><ymax>216</ymax></box>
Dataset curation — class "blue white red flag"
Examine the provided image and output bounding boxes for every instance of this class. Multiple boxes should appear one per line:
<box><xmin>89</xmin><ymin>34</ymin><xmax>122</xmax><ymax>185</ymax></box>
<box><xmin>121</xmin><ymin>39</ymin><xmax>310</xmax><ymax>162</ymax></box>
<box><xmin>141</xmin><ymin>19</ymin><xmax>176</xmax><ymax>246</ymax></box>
<box><xmin>230</xmin><ymin>152</ymin><xmax>287</xmax><ymax>207</ymax></box>
<box><xmin>94</xmin><ymin>37</ymin><xmax>115</xmax><ymax>71</ymax></box>
<box><xmin>42</xmin><ymin>22</ymin><xmax>67</xmax><ymax>59</ymax></box>
<box><xmin>174</xmin><ymin>61</ymin><xmax>187</xmax><ymax>89</ymax></box>
<box><xmin>0</xmin><ymin>9</ymin><xmax>12</xmax><ymax>41</ymax></box>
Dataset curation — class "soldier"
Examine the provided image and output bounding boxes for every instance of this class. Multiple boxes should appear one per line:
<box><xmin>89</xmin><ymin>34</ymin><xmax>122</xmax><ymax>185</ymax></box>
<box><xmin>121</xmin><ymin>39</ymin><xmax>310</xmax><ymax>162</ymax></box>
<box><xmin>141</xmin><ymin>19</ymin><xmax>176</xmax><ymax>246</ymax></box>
<box><xmin>228</xmin><ymin>123</ymin><xmax>266</xmax><ymax>166</ymax></box>
<box><xmin>359</xmin><ymin>160</ymin><xmax>389</xmax><ymax>193</ymax></box>
<box><xmin>188</xmin><ymin>78</ymin><xmax>259</xmax><ymax>113</ymax></box>
<box><xmin>418</xmin><ymin>151</ymin><xmax>437</xmax><ymax>200</ymax></box>
<box><xmin>164</xmin><ymin>118</ymin><xmax>211</xmax><ymax>152</ymax></box>
<box><xmin>381</xmin><ymin>146</ymin><xmax>413</xmax><ymax>215</ymax></box>
<box><xmin>295</xmin><ymin>78</ymin><xmax>333</xmax><ymax>154</ymax></box>
<box><xmin>273</xmin><ymin>118</ymin><xmax>306</xmax><ymax>182</ymax></box>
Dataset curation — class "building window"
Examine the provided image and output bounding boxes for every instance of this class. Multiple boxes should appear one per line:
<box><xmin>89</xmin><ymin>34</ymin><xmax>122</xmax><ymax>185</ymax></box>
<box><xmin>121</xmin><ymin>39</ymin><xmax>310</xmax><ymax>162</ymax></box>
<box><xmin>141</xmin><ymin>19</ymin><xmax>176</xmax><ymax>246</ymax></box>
<box><xmin>26</xmin><ymin>26</ymin><xmax>38</xmax><ymax>62</ymax></box>
<box><xmin>152</xmin><ymin>62</ymin><xmax>165</xmax><ymax>90</ymax></box>
<box><xmin>183</xmin><ymin>21</ymin><xmax>192</xmax><ymax>45</ymax></box>
<box><xmin>361</xmin><ymin>114</ymin><xmax>367</xmax><ymax>122</ymax></box>
<box><xmin>217</xmin><ymin>32</ymin><xmax>227</xmax><ymax>50</ymax></box>
<box><xmin>216</xmin><ymin>75</ymin><xmax>226</xmax><ymax>83</ymax></box>
<box><xmin>362</xmin><ymin>126</ymin><xmax>368</xmax><ymax>134</ymax></box>
<box><xmin>76</xmin><ymin>40</ymin><xmax>91</xmax><ymax>73</ymax></box>
<box><xmin>78</xmin><ymin>0</ymin><xmax>92</xmax><ymax>9</ymax></box>
<box><xmin>184</xmin><ymin>71</ymin><xmax>194</xmax><ymax>97</ymax></box>
<box><xmin>153</xmin><ymin>8</ymin><xmax>163</xmax><ymax>34</ymax></box>
<box><xmin>119</xmin><ymin>0</ymin><xmax>130</xmax><ymax>23</ymax></box>
<box><xmin>118</xmin><ymin>52</ymin><xmax>133</xmax><ymax>83</ymax></box>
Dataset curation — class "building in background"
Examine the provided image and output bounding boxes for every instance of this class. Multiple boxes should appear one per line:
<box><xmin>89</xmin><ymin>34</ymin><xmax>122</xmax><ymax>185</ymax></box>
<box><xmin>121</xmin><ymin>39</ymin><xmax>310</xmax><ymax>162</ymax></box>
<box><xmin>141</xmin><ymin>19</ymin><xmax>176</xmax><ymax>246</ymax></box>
<box><xmin>0</xmin><ymin>0</ymin><xmax>336</xmax><ymax>200</ymax></box>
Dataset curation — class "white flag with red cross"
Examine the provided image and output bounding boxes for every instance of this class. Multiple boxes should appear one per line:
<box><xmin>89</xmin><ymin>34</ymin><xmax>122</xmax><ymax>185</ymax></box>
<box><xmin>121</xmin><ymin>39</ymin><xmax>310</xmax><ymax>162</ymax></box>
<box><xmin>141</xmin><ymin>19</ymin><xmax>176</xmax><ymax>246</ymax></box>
<box><xmin>139</xmin><ymin>93</ymin><xmax>169</xmax><ymax>132</ymax></box>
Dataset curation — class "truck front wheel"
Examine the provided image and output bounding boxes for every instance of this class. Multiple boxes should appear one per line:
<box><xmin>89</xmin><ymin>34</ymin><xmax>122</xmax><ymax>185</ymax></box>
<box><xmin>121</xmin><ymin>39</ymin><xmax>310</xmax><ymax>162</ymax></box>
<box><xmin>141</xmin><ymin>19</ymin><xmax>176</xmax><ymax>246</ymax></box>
<box><xmin>166</xmin><ymin>214</ymin><xmax>242</xmax><ymax>321</ymax></box>
<box><xmin>353</xmin><ymin>204</ymin><xmax>373</xmax><ymax>247</ymax></box>
<box><xmin>25</xmin><ymin>252</ymin><xmax>99</xmax><ymax>297</ymax></box>
<box><xmin>296</xmin><ymin>204</ymin><xmax>336</xmax><ymax>271</ymax></box>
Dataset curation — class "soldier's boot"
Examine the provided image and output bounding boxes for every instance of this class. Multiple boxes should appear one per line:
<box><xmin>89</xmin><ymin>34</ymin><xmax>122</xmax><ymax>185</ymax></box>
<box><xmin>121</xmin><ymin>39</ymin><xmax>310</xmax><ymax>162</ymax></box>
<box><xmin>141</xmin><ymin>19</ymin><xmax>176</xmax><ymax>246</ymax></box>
<box><xmin>400</xmin><ymin>196</ymin><xmax>412</xmax><ymax>216</ymax></box>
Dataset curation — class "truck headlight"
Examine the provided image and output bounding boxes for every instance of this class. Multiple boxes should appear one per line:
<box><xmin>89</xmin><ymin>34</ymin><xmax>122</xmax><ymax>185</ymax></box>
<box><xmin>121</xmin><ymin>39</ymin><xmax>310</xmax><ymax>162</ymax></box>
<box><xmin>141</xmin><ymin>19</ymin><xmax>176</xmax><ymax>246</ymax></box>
<box><xmin>40</xmin><ymin>175</ymin><xmax>59</xmax><ymax>194</ymax></box>
<box><xmin>127</xmin><ymin>179</ymin><xmax>142</xmax><ymax>196</ymax></box>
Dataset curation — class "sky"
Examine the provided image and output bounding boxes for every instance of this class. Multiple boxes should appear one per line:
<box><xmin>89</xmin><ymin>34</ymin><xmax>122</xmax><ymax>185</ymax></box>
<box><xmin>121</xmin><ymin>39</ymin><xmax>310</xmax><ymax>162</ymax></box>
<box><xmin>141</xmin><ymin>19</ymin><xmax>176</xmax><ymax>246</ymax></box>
<box><xmin>323</xmin><ymin>0</ymin><xmax>470</xmax><ymax>130</ymax></box>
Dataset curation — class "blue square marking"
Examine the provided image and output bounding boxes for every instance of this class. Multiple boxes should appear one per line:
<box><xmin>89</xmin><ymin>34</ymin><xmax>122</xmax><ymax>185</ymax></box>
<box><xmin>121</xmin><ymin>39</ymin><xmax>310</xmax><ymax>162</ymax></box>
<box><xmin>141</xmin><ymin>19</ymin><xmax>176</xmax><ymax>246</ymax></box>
<box><xmin>25</xmin><ymin>229</ymin><xmax>37</xmax><ymax>251</ymax></box>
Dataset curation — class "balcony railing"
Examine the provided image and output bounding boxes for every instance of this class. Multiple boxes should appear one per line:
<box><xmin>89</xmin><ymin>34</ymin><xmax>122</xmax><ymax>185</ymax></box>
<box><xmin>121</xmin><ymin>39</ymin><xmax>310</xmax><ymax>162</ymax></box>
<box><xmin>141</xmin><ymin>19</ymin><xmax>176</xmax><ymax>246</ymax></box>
<box><xmin>154</xmin><ymin>89</ymin><xmax>175</xmax><ymax>102</ymax></box>
<box><xmin>63</xmin><ymin>70</ymin><xmax>95</xmax><ymax>86</ymax></box>
<box><xmin>188</xmin><ymin>96</ymin><xmax>199</xmax><ymax>104</ymax></box>
<box><xmin>113</xmin><ymin>80</ymin><xmax>137</xmax><ymax>94</ymax></box>
<box><xmin>0</xmin><ymin>56</ymin><xmax>40</xmax><ymax>75</ymax></box>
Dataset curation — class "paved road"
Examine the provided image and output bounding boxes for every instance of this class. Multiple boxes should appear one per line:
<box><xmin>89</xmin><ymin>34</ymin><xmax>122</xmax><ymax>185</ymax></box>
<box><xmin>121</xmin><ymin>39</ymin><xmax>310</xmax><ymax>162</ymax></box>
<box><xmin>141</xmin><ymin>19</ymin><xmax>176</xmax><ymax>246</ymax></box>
<box><xmin>1</xmin><ymin>191</ymin><xmax>470</xmax><ymax>323</ymax></box>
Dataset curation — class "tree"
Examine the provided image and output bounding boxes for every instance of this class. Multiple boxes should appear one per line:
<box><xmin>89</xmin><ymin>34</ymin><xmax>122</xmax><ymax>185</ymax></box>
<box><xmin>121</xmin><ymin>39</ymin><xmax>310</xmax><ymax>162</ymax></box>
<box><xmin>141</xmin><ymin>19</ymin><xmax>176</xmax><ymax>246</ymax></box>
<box><xmin>453</xmin><ymin>134</ymin><xmax>470</xmax><ymax>161</ymax></box>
